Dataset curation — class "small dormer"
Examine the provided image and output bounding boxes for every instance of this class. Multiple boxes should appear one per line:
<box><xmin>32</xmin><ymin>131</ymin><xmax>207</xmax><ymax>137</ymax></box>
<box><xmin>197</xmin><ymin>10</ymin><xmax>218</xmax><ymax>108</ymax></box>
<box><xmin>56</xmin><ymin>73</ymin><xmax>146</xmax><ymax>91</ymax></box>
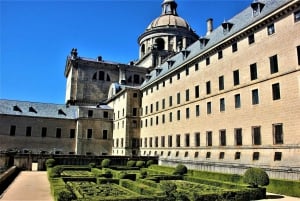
<box><xmin>167</xmin><ymin>60</ymin><xmax>175</xmax><ymax>69</ymax></box>
<box><xmin>58</xmin><ymin>109</ymin><xmax>66</xmax><ymax>116</ymax></box>
<box><xmin>29</xmin><ymin>106</ymin><xmax>37</xmax><ymax>113</ymax></box>
<box><xmin>199</xmin><ymin>37</ymin><xmax>210</xmax><ymax>49</ymax></box>
<box><xmin>155</xmin><ymin>66</ymin><xmax>163</xmax><ymax>76</ymax></box>
<box><xmin>181</xmin><ymin>50</ymin><xmax>190</xmax><ymax>59</ymax></box>
<box><xmin>251</xmin><ymin>0</ymin><xmax>265</xmax><ymax>17</ymax></box>
<box><xmin>13</xmin><ymin>105</ymin><xmax>22</xmax><ymax>113</ymax></box>
<box><xmin>222</xmin><ymin>21</ymin><xmax>234</xmax><ymax>34</ymax></box>
<box><xmin>146</xmin><ymin>74</ymin><xmax>152</xmax><ymax>80</ymax></box>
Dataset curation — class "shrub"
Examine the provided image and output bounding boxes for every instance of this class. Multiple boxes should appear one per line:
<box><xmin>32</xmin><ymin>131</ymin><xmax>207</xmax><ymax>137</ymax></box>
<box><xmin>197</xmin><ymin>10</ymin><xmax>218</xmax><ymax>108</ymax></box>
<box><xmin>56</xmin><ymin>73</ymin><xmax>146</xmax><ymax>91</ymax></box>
<box><xmin>57</xmin><ymin>190</ymin><xmax>75</xmax><ymax>201</ymax></box>
<box><xmin>88</xmin><ymin>162</ymin><xmax>96</xmax><ymax>168</ymax></box>
<box><xmin>243</xmin><ymin>167</ymin><xmax>269</xmax><ymax>187</ymax></box>
<box><xmin>127</xmin><ymin>160</ymin><xmax>136</xmax><ymax>167</ymax></box>
<box><xmin>45</xmin><ymin>159</ymin><xmax>56</xmax><ymax>168</ymax></box>
<box><xmin>136</xmin><ymin>161</ymin><xmax>145</xmax><ymax>168</ymax></box>
<box><xmin>103</xmin><ymin>169</ymin><xmax>113</xmax><ymax>178</ymax></box>
<box><xmin>50</xmin><ymin>166</ymin><xmax>64</xmax><ymax>178</ymax></box>
<box><xmin>101</xmin><ymin>159</ymin><xmax>110</xmax><ymax>168</ymax></box>
<box><xmin>140</xmin><ymin>169</ymin><xmax>147</xmax><ymax>179</ymax></box>
<box><xmin>173</xmin><ymin>164</ymin><xmax>187</xmax><ymax>176</ymax></box>
<box><xmin>146</xmin><ymin>160</ymin><xmax>154</xmax><ymax>167</ymax></box>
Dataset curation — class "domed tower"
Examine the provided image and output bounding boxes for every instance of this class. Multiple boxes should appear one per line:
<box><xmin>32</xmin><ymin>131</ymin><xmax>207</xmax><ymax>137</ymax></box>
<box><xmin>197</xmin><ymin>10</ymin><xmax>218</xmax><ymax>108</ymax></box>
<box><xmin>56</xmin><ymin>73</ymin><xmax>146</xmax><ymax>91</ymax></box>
<box><xmin>136</xmin><ymin>0</ymin><xmax>199</xmax><ymax>69</ymax></box>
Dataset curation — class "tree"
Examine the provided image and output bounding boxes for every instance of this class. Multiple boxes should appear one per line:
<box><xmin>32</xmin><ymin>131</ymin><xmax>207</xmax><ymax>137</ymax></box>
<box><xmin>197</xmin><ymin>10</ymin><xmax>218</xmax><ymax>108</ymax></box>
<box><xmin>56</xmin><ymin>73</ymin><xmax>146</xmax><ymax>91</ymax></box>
<box><xmin>173</xmin><ymin>164</ymin><xmax>188</xmax><ymax>175</ymax></box>
<box><xmin>243</xmin><ymin>167</ymin><xmax>269</xmax><ymax>187</ymax></box>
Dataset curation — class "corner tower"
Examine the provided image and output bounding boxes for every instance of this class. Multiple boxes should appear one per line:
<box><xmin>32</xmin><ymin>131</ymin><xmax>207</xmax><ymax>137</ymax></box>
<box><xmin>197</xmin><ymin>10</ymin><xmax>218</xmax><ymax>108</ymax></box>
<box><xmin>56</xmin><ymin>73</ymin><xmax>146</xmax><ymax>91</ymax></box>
<box><xmin>136</xmin><ymin>0</ymin><xmax>199</xmax><ymax>69</ymax></box>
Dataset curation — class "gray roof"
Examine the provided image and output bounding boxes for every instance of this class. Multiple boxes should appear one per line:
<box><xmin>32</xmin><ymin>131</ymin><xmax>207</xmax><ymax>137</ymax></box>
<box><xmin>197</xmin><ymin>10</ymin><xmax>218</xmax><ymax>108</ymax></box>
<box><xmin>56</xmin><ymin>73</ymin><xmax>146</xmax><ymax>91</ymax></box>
<box><xmin>0</xmin><ymin>99</ymin><xmax>78</xmax><ymax>119</ymax></box>
<box><xmin>141</xmin><ymin>0</ymin><xmax>291</xmax><ymax>88</ymax></box>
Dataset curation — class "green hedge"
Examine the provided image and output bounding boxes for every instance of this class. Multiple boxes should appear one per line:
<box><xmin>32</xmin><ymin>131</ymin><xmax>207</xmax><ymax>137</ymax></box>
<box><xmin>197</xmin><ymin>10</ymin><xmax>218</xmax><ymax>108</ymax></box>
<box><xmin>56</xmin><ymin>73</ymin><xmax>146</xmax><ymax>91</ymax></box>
<box><xmin>120</xmin><ymin>179</ymin><xmax>164</xmax><ymax>196</ymax></box>
<box><xmin>267</xmin><ymin>178</ymin><xmax>300</xmax><ymax>197</ymax></box>
<box><xmin>184</xmin><ymin>176</ymin><xmax>246</xmax><ymax>189</ymax></box>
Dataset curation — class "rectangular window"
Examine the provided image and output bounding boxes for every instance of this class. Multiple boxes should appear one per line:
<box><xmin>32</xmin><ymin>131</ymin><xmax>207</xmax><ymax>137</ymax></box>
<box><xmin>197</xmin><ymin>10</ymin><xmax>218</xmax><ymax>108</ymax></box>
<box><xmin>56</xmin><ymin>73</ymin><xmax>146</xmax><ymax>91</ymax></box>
<box><xmin>155</xmin><ymin>137</ymin><xmax>158</xmax><ymax>147</ymax></box>
<box><xmin>252</xmin><ymin>89</ymin><xmax>259</xmax><ymax>105</ymax></box>
<box><xmin>219</xmin><ymin>76</ymin><xmax>224</xmax><ymax>90</ymax></box>
<box><xmin>232</xmin><ymin>42</ymin><xmax>238</xmax><ymax>52</ymax></box>
<box><xmin>177</xmin><ymin>92</ymin><xmax>180</xmax><ymax>104</ymax></box>
<box><xmin>41</xmin><ymin>127</ymin><xmax>47</xmax><ymax>137</ymax></box>
<box><xmin>162</xmin><ymin>99</ymin><xmax>165</xmax><ymax>109</ymax></box>
<box><xmin>168</xmin><ymin>135</ymin><xmax>172</xmax><ymax>147</ymax></box>
<box><xmin>253</xmin><ymin>152</ymin><xmax>260</xmax><ymax>160</ymax></box>
<box><xmin>270</xmin><ymin>55</ymin><xmax>279</xmax><ymax>74</ymax></box>
<box><xmin>103</xmin><ymin>111</ymin><xmax>109</xmax><ymax>118</ymax></box>
<box><xmin>195</xmin><ymin>132</ymin><xmax>200</xmax><ymax>147</ymax></box>
<box><xmin>144</xmin><ymin>138</ymin><xmax>147</xmax><ymax>148</ymax></box>
<box><xmin>176</xmin><ymin>134</ymin><xmax>181</xmax><ymax>147</ymax></box>
<box><xmin>195</xmin><ymin>63</ymin><xmax>199</xmax><ymax>71</ymax></box>
<box><xmin>70</xmin><ymin>129</ymin><xmax>75</xmax><ymax>138</ymax></box>
<box><xmin>235</xmin><ymin>128</ymin><xmax>242</xmax><ymax>146</ymax></box>
<box><xmin>133</xmin><ymin>92</ymin><xmax>138</xmax><ymax>98</ymax></box>
<box><xmin>161</xmin><ymin>136</ymin><xmax>165</xmax><ymax>147</ymax></box>
<box><xmin>195</xmin><ymin>85</ymin><xmax>200</xmax><ymax>98</ymax></box>
<box><xmin>250</xmin><ymin>63</ymin><xmax>257</xmax><ymax>80</ymax></box>
<box><xmin>162</xmin><ymin>81</ymin><xmax>165</xmax><ymax>87</ymax></box>
<box><xmin>156</xmin><ymin>101</ymin><xmax>159</xmax><ymax>111</ymax></box>
<box><xmin>169</xmin><ymin>96</ymin><xmax>173</xmax><ymax>107</ymax></box>
<box><xmin>10</xmin><ymin>125</ymin><xmax>16</xmax><ymax>136</ymax></box>
<box><xmin>185</xmin><ymin>133</ymin><xmax>190</xmax><ymax>147</ymax></box>
<box><xmin>248</xmin><ymin>34</ymin><xmax>255</xmax><ymax>44</ymax></box>
<box><xmin>169</xmin><ymin>112</ymin><xmax>172</xmax><ymax>122</ymax></box>
<box><xmin>206</xmin><ymin>81</ymin><xmax>211</xmax><ymax>94</ymax></box>
<box><xmin>274</xmin><ymin>152</ymin><xmax>282</xmax><ymax>161</ymax></box>
<box><xmin>220</xmin><ymin>130</ymin><xmax>226</xmax><ymax>146</ymax></box>
<box><xmin>297</xmin><ymin>46</ymin><xmax>300</xmax><ymax>65</ymax></box>
<box><xmin>219</xmin><ymin>152</ymin><xmax>225</xmax><ymax>159</ymax></box>
<box><xmin>156</xmin><ymin>116</ymin><xmax>159</xmax><ymax>125</ymax></box>
<box><xmin>220</xmin><ymin>98</ymin><xmax>225</xmax><ymax>112</ymax></box>
<box><xmin>195</xmin><ymin>105</ymin><xmax>200</xmax><ymax>117</ymax></box>
<box><xmin>145</xmin><ymin>106</ymin><xmax>148</xmax><ymax>115</ymax></box>
<box><xmin>185</xmin><ymin>89</ymin><xmax>189</xmax><ymax>101</ymax></box>
<box><xmin>235</xmin><ymin>94</ymin><xmax>241</xmax><ymax>108</ymax></box>
<box><xmin>177</xmin><ymin>110</ymin><xmax>180</xmax><ymax>121</ymax></box>
<box><xmin>133</xmin><ymin>108</ymin><xmax>138</xmax><ymax>116</ymax></box>
<box><xmin>150</xmin><ymin>118</ymin><xmax>153</xmax><ymax>126</ymax></box>
<box><xmin>103</xmin><ymin>130</ymin><xmax>108</xmax><ymax>139</ymax></box>
<box><xmin>206</xmin><ymin>152</ymin><xmax>211</xmax><ymax>158</ymax></box>
<box><xmin>56</xmin><ymin>128</ymin><xmax>61</xmax><ymax>138</ymax></box>
<box><xmin>272</xmin><ymin>83</ymin><xmax>281</xmax><ymax>100</ymax></box>
<box><xmin>132</xmin><ymin>120</ymin><xmax>138</xmax><ymax>128</ymax></box>
<box><xmin>267</xmin><ymin>24</ymin><xmax>275</xmax><ymax>35</ymax></box>
<box><xmin>235</xmin><ymin>152</ymin><xmax>241</xmax><ymax>160</ymax></box>
<box><xmin>207</xmin><ymin>131</ymin><xmax>212</xmax><ymax>146</ymax></box>
<box><xmin>206</xmin><ymin>57</ymin><xmax>210</xmax><ymax>66</ymax></box>
<box><xmin>88</xmin><ymin>110</ymin><xmax>93</xmax><ymax>117</ymax></box>
<box><xmin>87</xmin><ymin>129</ymin><xmax>93</xmax><ymax>139</ymax></box>
<box><xmin>170</xmin><ymin>77</ymin><xmax>172</xmax><ymax>84</ymax></box>
<box><xmin>150</xmin><ymin>104</ymin><xmax>153</xmax><ymax>113</ymax></box>
<box><xmin>252</xmin><ymin>126</ymin><xmax>261</xmax><ymax>145</ymax></box>
<box><xmin>194</xmin><ymin>152</ymin><xmax>199</xmax><ymax>158</ymax></box>
<box><xmin>207</xmin><ymin>102</ymin><xmax>212</xmax><ymax>114</ymax></box>
<box><xmin>273</xmin><ymin>124</ymin><xmax>283</xmax><ymax>144</ymax></box>
<box><xmin>218</xmin><ymin>50</ymin><xmax>223</xmax><ymax>59</ymax></box>
<box><xmin>295</xmin><ymin>10</ymin><xmax>300</xmax><ymax>22</ymax></box>
<box><xmin>162</xmin><ymin>114</ymin><xmax>165</xmax><ymax>124</ymax></box>
<box><xmin>186</xmin><ymin>108</ymin><xmax>190</xmax><ymax>119</ymax></box>
<box><xmin>149</xmin><ymin>137</ymin><xmax>152</xmax><ymax>148</ymax></box>
<box><xmin>185</xmin><ymin>66</ymin><xmax>189</xmax><ymax>76</ymax></box>
<box><xmin>26</xmin><ymin>126</ymin><xmax>32</xmax><ymax>137</ymax></box>
<box><xmin>233</xmin><ymin>70</ymin><xmax>240</xmax><ymax>86</ymax></box>
<box><xmin>177</xmin><ymin>73</ymin><xmax>180</xmax><ymax>80</ymax></box>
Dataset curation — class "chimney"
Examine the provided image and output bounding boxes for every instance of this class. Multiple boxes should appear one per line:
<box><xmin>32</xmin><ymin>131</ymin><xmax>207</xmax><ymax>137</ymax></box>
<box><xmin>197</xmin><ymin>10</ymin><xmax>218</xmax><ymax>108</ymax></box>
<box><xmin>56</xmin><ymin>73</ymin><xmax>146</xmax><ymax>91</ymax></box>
<box><xmin>97</xmin><ymin>56</ymin><xmax>102</xmax><ymax>62</ymax></box>
<box><xmin>206</xmin><ymin>18</ymin><xmax>213</xmax><ymax>36</ymax></box>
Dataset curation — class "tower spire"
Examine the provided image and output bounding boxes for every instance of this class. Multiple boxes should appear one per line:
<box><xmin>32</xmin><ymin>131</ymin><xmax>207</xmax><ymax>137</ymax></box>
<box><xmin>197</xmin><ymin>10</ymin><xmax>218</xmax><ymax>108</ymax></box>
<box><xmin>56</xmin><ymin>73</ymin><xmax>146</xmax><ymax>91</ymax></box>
<box><xmin>162</xmin><ymin>0</ymin><xmax>178</xmax><ymax>16</ymax></box>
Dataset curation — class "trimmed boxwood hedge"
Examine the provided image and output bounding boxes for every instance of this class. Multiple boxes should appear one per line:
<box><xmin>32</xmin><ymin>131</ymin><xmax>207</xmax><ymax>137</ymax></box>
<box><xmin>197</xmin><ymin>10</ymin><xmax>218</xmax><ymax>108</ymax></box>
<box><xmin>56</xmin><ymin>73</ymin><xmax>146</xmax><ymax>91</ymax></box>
<box><xmin>120</xmin><ymin>179</ymin><xmax>164</xmax><ymax>196</ymax></box>
<box><xmin>267</xmin><ymin>178</ymin><xmax>300</xmax><ymax>197</ymax></box>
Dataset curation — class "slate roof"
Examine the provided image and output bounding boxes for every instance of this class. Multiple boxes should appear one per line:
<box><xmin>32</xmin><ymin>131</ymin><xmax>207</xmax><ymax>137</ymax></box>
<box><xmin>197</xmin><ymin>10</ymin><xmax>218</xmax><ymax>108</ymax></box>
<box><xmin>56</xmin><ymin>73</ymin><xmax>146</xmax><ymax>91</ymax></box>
<box><xmin>0</xmin><ymin>99</ymin><xmax>78</xmax><ymax>119</ymax></box>
<box><xmin>141</xmin><ymin>0</ymin><xmax>291</xmax><ymax>88</ymax></box>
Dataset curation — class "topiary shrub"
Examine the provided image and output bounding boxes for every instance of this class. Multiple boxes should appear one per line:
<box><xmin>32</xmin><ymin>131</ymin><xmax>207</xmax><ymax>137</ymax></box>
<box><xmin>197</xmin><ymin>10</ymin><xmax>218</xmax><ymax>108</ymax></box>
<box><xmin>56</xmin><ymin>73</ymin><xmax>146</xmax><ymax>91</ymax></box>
<box><xmin>136</xmin><ymin>160</ymin><xmax>145</xmax><ymax>168</ymax></box>
<box><xmin>146</xmin><ymin>160</ymin><xmax>154</xmax><ymax>167</ymax></box>
<box><xmin>127</xmin><ymin>160</ymin><xmax>136</xmax><ymax>167</ymax></box>
<box><xmin>45</xmin><ymin>158</ymin><xmax>56</xmax><ymax>168</ymax></box>
<box><xmin>173</xmin><ymin>164</ymin><xmax>188</xmax><ymax>176</ymax></box>
<box><xmin>101</xmin><ymin>159</ymin><xmax>111</xmax><ymax>168</ymax></box>
<box><xmin>243</xmin><ymin>167</ymin><xmax>269</xmax><ymax>188</ymax></box>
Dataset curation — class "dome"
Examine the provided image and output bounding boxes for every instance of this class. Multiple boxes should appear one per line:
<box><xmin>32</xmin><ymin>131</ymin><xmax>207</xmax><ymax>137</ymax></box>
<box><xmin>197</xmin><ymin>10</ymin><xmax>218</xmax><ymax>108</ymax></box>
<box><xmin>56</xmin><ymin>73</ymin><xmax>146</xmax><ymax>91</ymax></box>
<box><xmin>147</xmin><ymin>15</ymin><xmax>191</xmax><ymax>30</ymax></box>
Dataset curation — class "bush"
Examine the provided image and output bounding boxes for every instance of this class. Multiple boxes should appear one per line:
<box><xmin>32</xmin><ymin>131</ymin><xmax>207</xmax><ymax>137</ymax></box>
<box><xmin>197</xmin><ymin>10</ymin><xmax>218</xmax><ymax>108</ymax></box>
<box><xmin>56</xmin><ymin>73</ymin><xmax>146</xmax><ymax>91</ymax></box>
<box><xmin>173</xmin><ymin>164</ymin><xmax>188</xmax><ymax>176</ymax></box>
<box><xmin>88</xmin><ymin>162</ymin><xmax>96</xmax><ymax>168</ymax></box>
<box><xmin>127</xmin><ymin>160</ymin><xmax>136</xmax><ymax>167</ymax></box>
<box><xmin>243</xmin><ymin>167</ymin><xmax>269</xmax><ymax>187</ymax></box>
<box><xmin>140</xmin><ymin>169</ymin><xmax>147</xmax><ymax>179</ymax></box>
<box><xmin>136</xmin><ymin>161</ymin><xmax>145</xmax><ymax>168</ymax></box>
<box><xmin>101</xmin><ymin>159</ymin><xmax>110</xmax><ymax>168</ymax></box>
<box><xmin>45</xmin><ymin>159</ymin><xmax>56</xmax><ymax>168</ymax></box>
<box><xmin>103</xmin><ymin>169</ymin><xmax>113</xmax><ymax>178</ymax></box>
<box><xmin>146</xmin><ymin>160</ymin><xmax>154</xmax><ymax>167</ymax></box>
<box><xmin>57</xmin><ymin>190</ymin><xmax>75</xmax><ymax>201</ymax></box>
<box><xmin>50</xmin><ymin>166</ymin><xmax>64</xmax><ymax>178</ymax></box>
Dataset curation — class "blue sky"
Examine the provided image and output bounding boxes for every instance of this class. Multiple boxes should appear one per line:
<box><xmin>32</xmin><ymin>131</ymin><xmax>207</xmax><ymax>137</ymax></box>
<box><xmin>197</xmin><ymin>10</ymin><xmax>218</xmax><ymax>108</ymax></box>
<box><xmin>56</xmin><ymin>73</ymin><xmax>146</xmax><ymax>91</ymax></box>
<box><xmin>0</xmin><ymin>0</ymin><xmax>251</xmax><ymax>104</ymax></box>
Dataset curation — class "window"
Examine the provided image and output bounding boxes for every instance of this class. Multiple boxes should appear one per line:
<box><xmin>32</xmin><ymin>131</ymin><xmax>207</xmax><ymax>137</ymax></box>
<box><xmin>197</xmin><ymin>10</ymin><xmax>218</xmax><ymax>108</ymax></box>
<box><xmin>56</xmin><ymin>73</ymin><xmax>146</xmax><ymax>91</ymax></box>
<box><xmin>133</xmin><ymin>108</ymin><xmax>138</xmax><ymax>116</ymax></box>
<box><xmin>248</xmin><ymin>34</ymin><xmax>255</xmax><ymax>44</ymax></box>
<box><xmin>70</xmin><ymin>129</ymin><xmax>75</xmax><ymax>138</ymax></box>
<box><xmin>149</xmin><ymin>137</ymin><xmax>152</xmax><ymax>147</ymax></box>
<box><xmin>195</xmin><ymin>132</ymin><xmax>200</xmax><ymax>147</ymax></box>
<box><xmin>233</xmin><ymin>70</ymin><xmax>240</xmax><ymax>86</ymax></box>
<box><xmin>274</xmin><ymin>152</ymin><xmax>282</xmax><ymax>161</ymax></box>
<box><xmin>297</xmin><ymin>46</ymin><xmax>300</xmax><ymax>65</ymax></box>
<box><xmin>145</xmin><ymin>106</ymin><xmax>148</xmax><ymax>115</ymax></box>
<box><xmin>195</xmin><ymin>63</ymin><xmax>199</xmax><ymax>71</ymax></box>
<box><xmin>168</xmin><ymin>135</ymin><xmax>172</xmax><ymax>147</ymax></box>
<box><xmin>150</xmin><ymin>104</ymin><xmax>153</xmax><ymax>113</ymax></box>
<box><xmin>295</xmin><ymin>10</ymin><xmax>300</xmax><ymax>22</ymax></box>
<box><xmin>253</xmin><ymin>152</ymin><xmax>260</xmax><ymax>160</ymax></box>
<box><xmin>272</xmin><ymin>83</ymin><xmax>281</xmax><ymax>100</ymax></box>
<box><xmin>169</xmin><ymin>77</ymin><xmax>172</xmax><ymax>84</ymax></box>
<box><xmin>150</xmin><ymin>118</ymin><xmax>153</xmax><ymax>126</ymax></box>
<box><xmin>206</xmin><ymin>57</ymin><xmax>210</xmax><ymax>66</ymax></box>
<box><xmin>162</xmin><ymin>114</ymin><xmax>165</xmax><ymax>124</ymax></box>
<box><xmin>87</xmin><ymin>129</ymin><xmax>93</xmax><ymax>139</ymax></box>
<box><xmin>206</xmin><ymin>81</ymin><xmax>211</xmax><ymax>94</ymax></box>
<box><xmin>186</xmin><ymin>108</ymin><xmax>190</xmax><ymax>119</ymax></box>
<box><xmin>267</xmin><ymin>24</ymin><xmax>275</xmax><ymax>35</ymax></box>
<box><xmin>232</xmin><ymin>42</ymin><xmax>238</xmax><ymax>52</ymax></box>
<box><xmin>273</xmin><ymin>124</ymin><xmax>283</xmax><ymax>144</ymax></box>
<box><xmin>156</xmin><ymin>101</ymin><xmax>159</xmax><ymax>111</ymax></box>
<box><xmin>26</xmin><ymin>126</ymin><xmax>32</xmax><ymax>137</ymax></box>
<box><xmin>218</xmin><ymin>50</ymin><xmax>223</xmax><ymax>59</ymax></box>
<box><xmin>102</xmin><ymin>130</ymin><xmax>108</xmax><ymax>140</ymax></box>
<box><xmin>185</xmin><ymin>134</ymin><xmax>190</xmax><ymax>147</ymax></box>
<box><xmin>235</xmin><ymin>152</ymin><xmax>241</xmax><ymax>160</ymax></box>
<box><xmin>177</xmin><ymin>110</ymin><xmax>180</xmax><ymax>121</ymax></box>
<box><xmin>219</xmin><ymin>152</ymin><xmax>225</xmax><ymax>159</ymax></box>
<box><xmin>144</xmin><ymin>138</ymin><xmax>147</xmax><ymax>148</ymax></box>
<box><xmin>169</xmin><ymin>96</ymin><xmax>173</xmax><ymax>107</ymax></box>
<box><xmin>185</xmin><ymin>89</ymin><xmax>189</xmax><ymax>101</ymax></box>
<box><xmin>220</xmin><ymin>130</ymin><xmax>226</xmax><ymax>146</ymax></box>
<box><xmin>88</xmin><ymin>110</ymin><xmax>93</xmax><ymax>117</ymax></box>
<box><xmin>220</xmin><ymin>98</ymin><xmax>225</xmax><ymax>112</ymax></box>
<box><xmin>176</xmin><ymin>134</ymin><xmax>181</xmax><ymax>147</ymax></box>
<box><xmin>161</xmin><ymin>136</ymin><xmax>165</xmax><ymax>147</ymax></box>
<box><xmin>162</xmin><ymin>99</ymin><xmax>165</xmax><ymax>109</ymax></box>
<box><xmin>177</xmin><ymin>92</ymin><xmax>180</xmax><ymax>104</ymax></box>
<box><xmin>41</xmin><ymin>127</ymin><xmax>47</xmax><ymax>137</ymax></box>
<box><xmin>155</xmin><ymin>137</ymin><xmax>159</xmax><ymax>147</ymax></box>
<box><xmin>177</xmin><ymin>73</ymin><xmax>180</xmax><ymax>80</ymax></box>
<box><xmin>206</xmin><ymin>152</ymin><xmax>211</xmax><ymax>158</ymax></box>
<box><xmin>169</xmin><ymin>112</ymin><xmax>173</xmax><ymax>122</ymax></box>
<box><xmin>133</xmin><ymin>74</ymin><xmax>140</xmax><ymax>84</ymax></box>
<box><xmin>184</xmin><ymin>152</ymin><xmax>188</xmax><ymax>157</ymax></box>
<box><xmin>133</xmin><ymin>93</ymin><xmax>138</xmax><ymax>98</ymax></box>
<box><xmin>195</xmin><ymin>85</ymin><xmax>200</xmax><ymax>98</ymax></box>
<box><xmin>185</xmin><ymin>67</ymin><xmax>189</xmax><ymax>76</ymax></box>
<box><xmin>156</xmin><ymin>116</ymin><xmax>159</xmax><ymax>125</ymax></box>
<box><xmin>56</xmin><ymin>128</ymin><xmax>61</xmax><ymax>138</ymax></box>
<box><xmin>270</xmin><ymin>55</ymin><xmax>278</xmax><ymax>74</ymax></box>
<box><xmin>98</xmin><ymin>71</ymin><xmax>105</xmax><ymax>80</ymax></box>
<box><xmin>207</xmin><ymin>131</ymin><xmax>212</xmax><ymax>146</ymax></box>
<box><xmin>252</xmin><ymin>89</ymin><xmax>259</xmax><ymax>105</ymax></box>
<box><xmin>132</xmin><ymin>120</ymin><xmax>137</xmax><ymax>128</ymax></box>
<box><xmin>194</xmin><ymin>152</ymin><xmax>199</xmax><ymax>158</ymax></box>
<box><xmin>121</xmin><ymin>138</ymin><xmax>124</xmax><ymax>147</ymax></box>
<box><xmin>195</xmin><ymin>105</ymin><xmax>200</xmax><ymax>117</ymax></box>
<box><xmin>207</xmin><ymin>102</ymin><xmax>212</xmax><ymax>114</ymax></box>
<box><xmin>176</xmin><ymin>151</ymin><xmax>179</xmax><ymax>157</ymax></box>
<box><xmin>10</xmin><ymin>125</ymin><xmax>16</xmax><ymax>136</ymax></box>
<box><xmin>235</xmin><ymin>128</ymin><xmax>243</xmax><ymax>146</ymax></box>
<box><xmin>252</xmin><ymin>126</ymin><xmax>261</xmax><ymax>145</ymax></box>
<box><xmin>250</xmin><ymin>63</ymin><xmax>257</xmax><ymax>80</ymax></box>
<box><xmin>168</xmin><ymin>151</ymin><xmax>171</xmax><ymax>156</ymax></box>
<box><xmin>219</xmin><ymin>76</ymin><xmax>224</xmax><ymax>90</ymax></box>
<box><xmin>162</xmin><ymin>81</ymin><xmax>165</xmax><ymax>87</ymax></box>
<box><xmin>235</xmin><ymin>94</ymin><xmax>241</xmax><ymax>108</ymax></box>
<box><xmin>103</xmin><ymin>111</ymin><xmax>109</xmax><ymax>118</ymax></box>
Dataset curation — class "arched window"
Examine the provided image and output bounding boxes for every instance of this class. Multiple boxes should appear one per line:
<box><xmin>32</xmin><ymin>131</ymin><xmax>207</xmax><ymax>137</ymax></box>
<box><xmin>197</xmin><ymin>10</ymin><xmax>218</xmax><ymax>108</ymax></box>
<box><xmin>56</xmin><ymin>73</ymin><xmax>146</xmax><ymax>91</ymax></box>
<box><xmin>141</xmin><ymin>44</ymin><xmax>145</xmax><ymax>56</ymax></box>
<box><xmin>155</xmin><ymin>38</ymin><xmax>165</xmax><ymax>51</ymax></box>
<box><xmin>98</xmin><ymin>71</ymin><xmax>105</xmax><ymax>80</ymax></box>
<box><xmin>106</xmin><ymin>74</ymin><xmax>111</xmax><ymax>81</ymax></box>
